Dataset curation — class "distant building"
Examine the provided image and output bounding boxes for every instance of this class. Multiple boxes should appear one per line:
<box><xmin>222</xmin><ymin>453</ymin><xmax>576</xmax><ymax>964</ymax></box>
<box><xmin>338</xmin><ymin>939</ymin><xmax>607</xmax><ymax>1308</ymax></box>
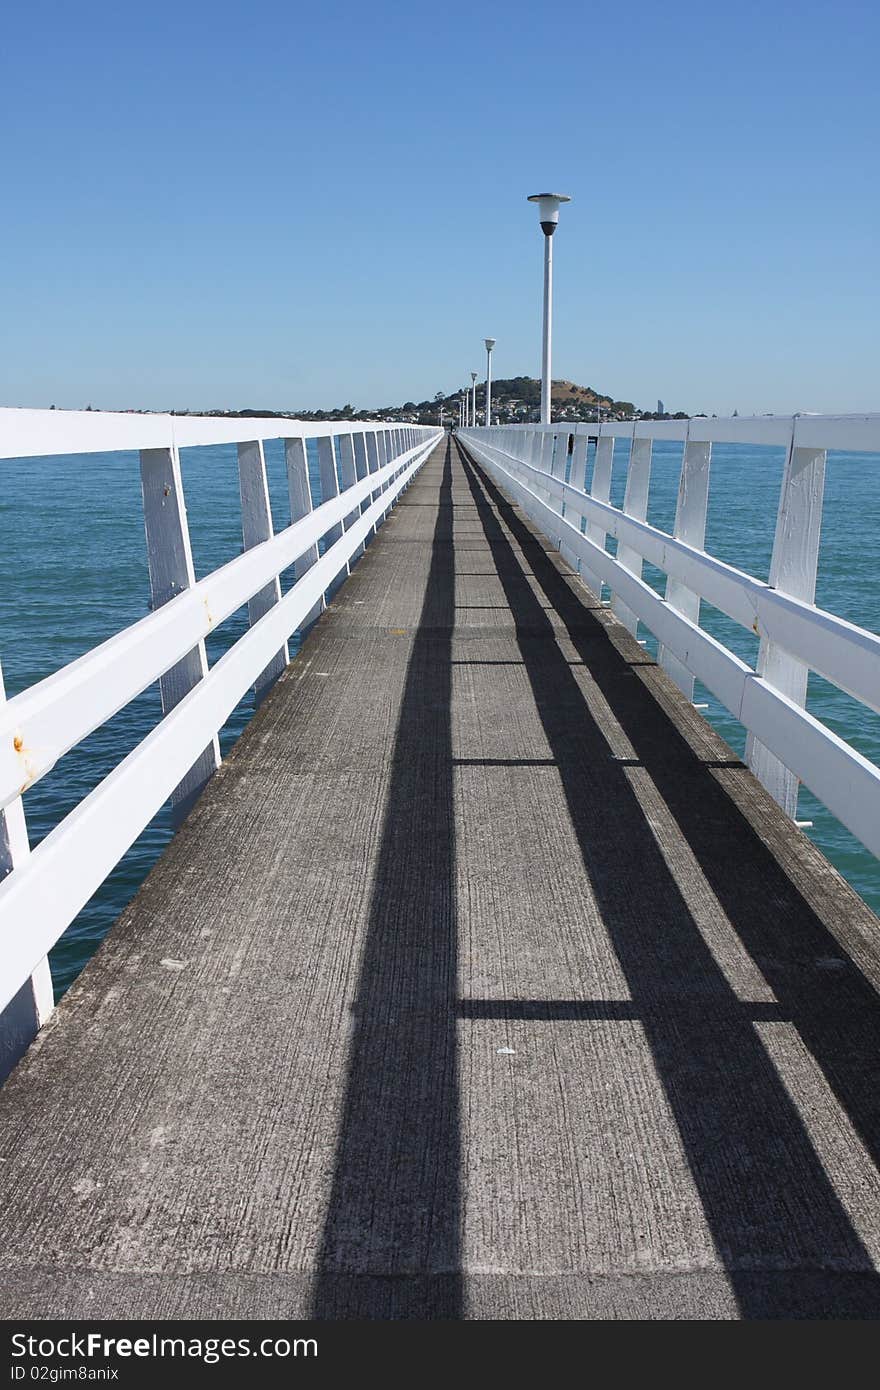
<box><xmin>657</xmin><ymin>399</ymin><xmax>665</xmax><ymax>415</ymax></box>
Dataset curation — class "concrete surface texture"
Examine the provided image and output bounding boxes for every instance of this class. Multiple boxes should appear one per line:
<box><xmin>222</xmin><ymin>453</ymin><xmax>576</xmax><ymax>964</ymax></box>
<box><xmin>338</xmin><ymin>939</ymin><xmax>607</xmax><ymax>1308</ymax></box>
<box><xmin>2</xmin><ymin>435</ymin><xmax>880</xmax><ymax>1320</ymax></box>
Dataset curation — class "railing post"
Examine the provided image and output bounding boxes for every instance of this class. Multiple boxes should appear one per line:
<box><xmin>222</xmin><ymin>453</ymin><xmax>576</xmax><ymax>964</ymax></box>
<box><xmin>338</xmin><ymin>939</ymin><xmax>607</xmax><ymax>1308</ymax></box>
<box><xmin>237</xmin><ymin>440</ymin><xmax>289</xmax><ymax>703</ymax></box>
<box><xmin>336</xmin><ymin>433</ymin><xmax>362</xmax><ymax>557</ymax></box>
<box><xmin>539</xmin><ymin>429</ymin><xmax>554</xmax><ymax>476</ymax></box>
<box><xmin>0</xmin><ymin>660</ymin><xmax>53</xmax><ymax>1083</ymax></box>
<box><xmin>355</xmin><ymin>430</ymin><xmax>369</xmax><ymax>480</ymax></box>
<box><xmin>397</xmin><ymin>429</ymin><xmax>409</xmax><ymax>494</ymax></box>
<box><xmin>581</xmin><ymin>435</ymin><xmax>614</xmax><ymax>599</ymax></box>
<box><xmin>550</xmin><ymin>431</ymin><xmax>569</xmax><ymax>482</ymax></box>
<box><xmin>316</xmin><ymin>434</ymin><xmax>343</xmax><ymax>547</ymax></box>
<box><xmin>284</xmin><ymin>436</ymin><xmax>323</xmax><ymax>630</ymax></box>
<box><xmin>560</xmin><ymin>431</ymin><xmax>588</xmax><ymax>572</ymax></box>
<box><xmin>365</xmin><ymin>431</ymin><xmax>382</xmax><ymax>532</ymax></box>
<box><xmin>745</xmin><ymin>431</ymin><xmax>827</xmax><ymax>816</ymax></box>
<box><xmin>659</xmin><ymin>433</ymin><xmax>712</xmax><ymax>699</ymax></box>
<box><xmin>352</xmin><ymin>431</ymin><xmax>370</xmax><ymax>533</ymax></box>
<box><xmin>388</xmin><ymin>430</ymin><xmax>402</xmax><ymax>506</ymax></box>
<box><xmin>612</xmin><ymin>435</ymin><xmax>653</xmax><ymax>635</ymax></box>
<box><xmin>376</xmin><ymin>431</ymin><xmax>392</xmax><ymax>520</ymax></box>
<box><xmin>530</xmin><ymin>430</ymin><xmax>552</xmax><ymax>510</ymax></box>
<box><xmin>548</xmin><ymin>430</ymin><xmax>570</xmax><ymax>546</ymax></box>
<box><xmin>571</xmin><ymin>430</ymin><xmax>589</xmax><ymax>491</ymax></box>
<box><xmin>139</xmin><ymin>446</ymin><xmax>220</xmax><ymax>817</ymax></box>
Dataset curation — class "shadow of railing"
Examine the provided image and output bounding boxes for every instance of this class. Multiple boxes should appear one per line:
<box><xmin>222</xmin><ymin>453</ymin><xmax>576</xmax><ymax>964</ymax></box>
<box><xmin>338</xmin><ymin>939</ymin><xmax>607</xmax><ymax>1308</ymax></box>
<box><xmin>313</xmin><ymin>438</ymin><xmax>461</xmax><ymax>1318</ymax></box>
<box><xmin>458</xmin><ymin>441</ymin><xmax>880</xmax><ymax>1318</ymax></box>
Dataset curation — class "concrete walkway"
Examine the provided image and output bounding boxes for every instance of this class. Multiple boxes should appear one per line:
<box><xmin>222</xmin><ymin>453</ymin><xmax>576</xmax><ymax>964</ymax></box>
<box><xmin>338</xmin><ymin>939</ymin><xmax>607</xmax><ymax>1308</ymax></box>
<box><xmin>2</xmin><ymin>435</ymin><xmax>880</xmax><ymax>1318</ymax></box>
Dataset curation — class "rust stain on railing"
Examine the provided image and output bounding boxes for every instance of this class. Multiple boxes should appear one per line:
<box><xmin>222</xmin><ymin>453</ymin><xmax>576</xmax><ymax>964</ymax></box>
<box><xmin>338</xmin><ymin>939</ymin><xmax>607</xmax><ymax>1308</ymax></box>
<box><xmin>13</xmin><ymin>732</ymin><xmax>39</xmax><ymax>794</ymax></box>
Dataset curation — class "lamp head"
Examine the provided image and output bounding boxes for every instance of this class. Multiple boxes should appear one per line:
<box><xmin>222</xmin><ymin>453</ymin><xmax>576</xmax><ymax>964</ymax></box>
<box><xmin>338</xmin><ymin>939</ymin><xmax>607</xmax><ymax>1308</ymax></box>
<box><xmin>527</xmin><ymin>192</ymin><xmax>571</xmax><ymax>236</ymax></box>
<box><xmin>471</xmin><ymin>372</ymin><xmax>478</xmax><ymax>383</ymax></box>
<box><xmin>484</xmin><ymin>338</ymin><xmax>496</xmax><ymax>352</ymax></box>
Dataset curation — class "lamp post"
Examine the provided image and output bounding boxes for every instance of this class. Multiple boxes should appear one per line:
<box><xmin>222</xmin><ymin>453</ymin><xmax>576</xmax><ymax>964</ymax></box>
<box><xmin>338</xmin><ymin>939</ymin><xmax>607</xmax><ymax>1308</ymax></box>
<box><xmin>484</xmin><ymin>338</ymin><xmax>495</xmax><ymax>425</ymax></box>
<box><xmin>527</xmin><ymin>192</ymin><xmax>571</xmax><ymax>425</ymax></box>
<box><xmin>470</xmin><ymin>372</ymin><xmax>477</xmax><ymax>428</ymax></box>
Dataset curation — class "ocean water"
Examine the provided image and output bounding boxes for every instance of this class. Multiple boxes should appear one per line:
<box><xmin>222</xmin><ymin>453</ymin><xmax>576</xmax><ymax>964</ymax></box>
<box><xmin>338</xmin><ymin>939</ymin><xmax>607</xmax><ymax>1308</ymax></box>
<box><xmin>1</xmin><ymin>435</ymin><xmax>878</xmax><ymax>1000</ymax></box>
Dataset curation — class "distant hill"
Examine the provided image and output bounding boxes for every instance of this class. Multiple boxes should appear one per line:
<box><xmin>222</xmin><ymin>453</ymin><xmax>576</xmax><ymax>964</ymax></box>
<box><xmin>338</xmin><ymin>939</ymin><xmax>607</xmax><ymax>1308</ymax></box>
<box><xmin>490</xmin><ymin>376</ymin><xmax>635</xmax><ymax>417</ymax></box>
<box><xmin>494</xmin><ymin>376</ymin><xmax>613</xmax><ymax>407</ymax></box>
<box><xmin>386</xmin><ymin>376</ymin><xmax>637</xmax><ymax>425</ymax></box>
<box><xmin>191</xmin><ymin>376</ymin><xmax>687</xmax><ymax>425</ymax></box>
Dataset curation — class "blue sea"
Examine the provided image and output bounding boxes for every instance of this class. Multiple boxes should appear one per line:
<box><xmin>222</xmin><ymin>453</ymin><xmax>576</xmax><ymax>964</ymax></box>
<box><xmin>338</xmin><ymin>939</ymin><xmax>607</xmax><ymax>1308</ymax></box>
<box><xmin>1</xmin><ymin>436</ymin><xmax>878</xmax><ymax>999</ymax></box>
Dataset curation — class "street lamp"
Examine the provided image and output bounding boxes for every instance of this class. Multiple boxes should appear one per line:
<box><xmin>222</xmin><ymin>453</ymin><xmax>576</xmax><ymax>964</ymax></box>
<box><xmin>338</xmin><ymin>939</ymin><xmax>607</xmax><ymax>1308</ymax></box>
<box><xmin>527</xmin><ymin>192</ymin><xmax>571</xmax><ymax>425</ymax></box>
<box><xmin>470</xmin><ymin>372</ymin><xmax>478</xmax><ymax>428</ymax></box>
<box><xmin>484</xmin><ymin>338</ymin><xmax>495</xmax><ymax>425</ymax></box>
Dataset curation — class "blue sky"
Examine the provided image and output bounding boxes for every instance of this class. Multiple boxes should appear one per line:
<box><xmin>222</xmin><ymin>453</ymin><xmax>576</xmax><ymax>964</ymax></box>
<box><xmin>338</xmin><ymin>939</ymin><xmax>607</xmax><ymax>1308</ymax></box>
<box><xmin>3</xmin><ymin>0</ymin><xmax>877</xmax><ymax>414</ymax></box>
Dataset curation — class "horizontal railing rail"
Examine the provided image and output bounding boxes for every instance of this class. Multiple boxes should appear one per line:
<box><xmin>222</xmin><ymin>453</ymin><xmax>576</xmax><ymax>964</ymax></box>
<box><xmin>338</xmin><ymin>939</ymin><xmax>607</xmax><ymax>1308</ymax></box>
<box><xmin>0</xmin><ymin>407</ymin><xmax>430</xmax><ymax>459</ymax></box>
<box><xmin>460</xmin><ymin>415</ymin><xmax>880</xmax><ymax>869</ymax></box>
<box><xmin>0</xmin><ymin>409</ymin><xmax>441</xmax><ymax>1044</ymax></box>
<box><xmin>475</xmin><ymin>413</ymin><xmax>880</xmax><ymax>451</ymax></box>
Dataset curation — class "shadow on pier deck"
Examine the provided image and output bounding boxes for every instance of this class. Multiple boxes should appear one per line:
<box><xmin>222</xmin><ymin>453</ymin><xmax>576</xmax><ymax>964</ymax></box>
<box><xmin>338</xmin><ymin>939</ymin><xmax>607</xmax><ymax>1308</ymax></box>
<box><xmin>3</xmin><ymin>435</ymin><xmax>880</xmax><ymax>1319</ymax></box>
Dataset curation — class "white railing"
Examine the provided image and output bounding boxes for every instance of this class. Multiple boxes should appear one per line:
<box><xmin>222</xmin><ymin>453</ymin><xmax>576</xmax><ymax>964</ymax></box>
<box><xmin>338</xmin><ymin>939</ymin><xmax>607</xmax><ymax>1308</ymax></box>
<box><xmin>0</xmin><ymin>408</ymin><xmax>441</xmax><ymax>1059</ymax></box>
<box><xmin>460</xmin><ymin>415</ymin><xmax>880</xmax><ymax>865</ymax></box>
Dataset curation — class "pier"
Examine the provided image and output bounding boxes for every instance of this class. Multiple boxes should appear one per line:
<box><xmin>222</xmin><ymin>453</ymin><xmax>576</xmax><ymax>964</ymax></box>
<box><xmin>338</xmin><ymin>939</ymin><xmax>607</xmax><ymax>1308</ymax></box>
<box><xmin>2</xmin><ymin>413</ymin><xmax>880</xmax><ymax>1318</ymax></box>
